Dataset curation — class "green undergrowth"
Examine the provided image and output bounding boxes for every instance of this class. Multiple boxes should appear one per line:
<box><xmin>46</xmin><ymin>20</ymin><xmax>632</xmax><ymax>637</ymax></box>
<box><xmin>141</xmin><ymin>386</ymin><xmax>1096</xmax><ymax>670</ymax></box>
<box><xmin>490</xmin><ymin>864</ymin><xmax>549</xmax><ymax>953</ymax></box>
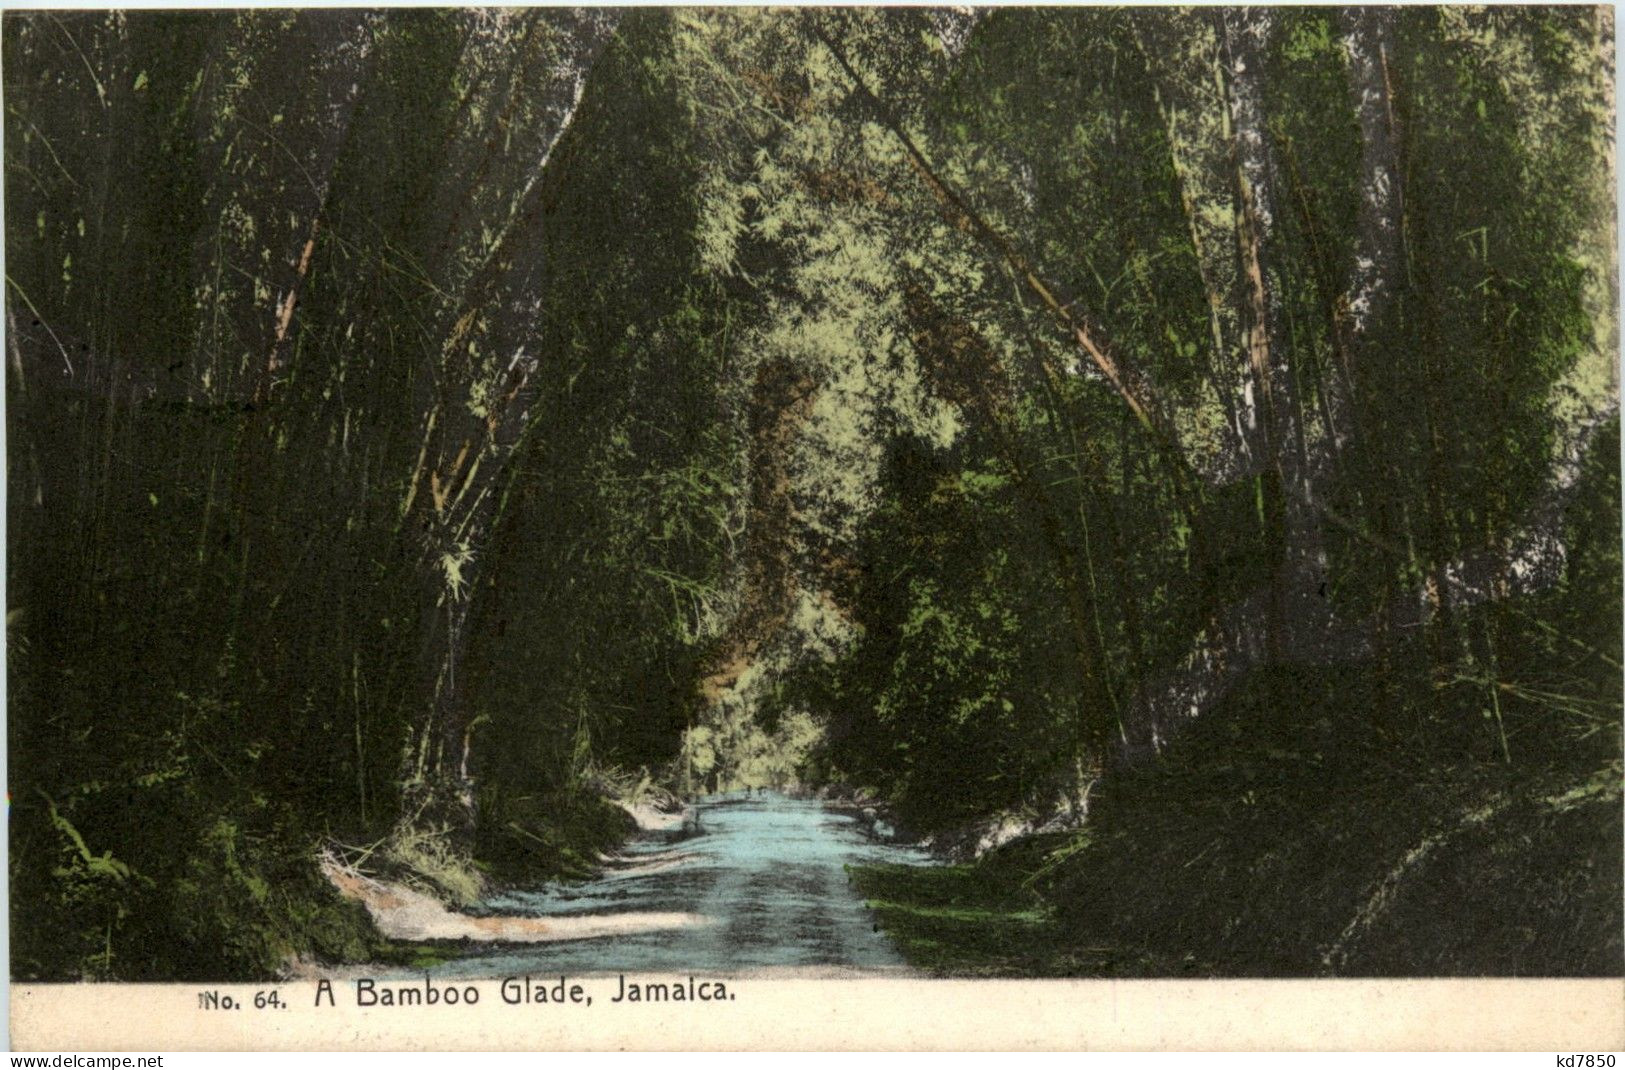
<box><xmin>474</xmin><ymin>790</ymin><xmax>641</xmax><ymax>888</ymax></box>
<box><xmin>849</xmin><ymin>852</ymin><xmax>1053</xmax><ymax>977</ymax></box>
<box><xmin>859</xmin><ymin>661</ymin><xmax>1622</xmax><ymax>977</ymax></box>
<box><xmin>11</xmin><ymin>800</ymin><xmax>390</xmax><ymax>982</ymax></box>
<box><xmin>1057</xmin><ymin>663</ymin><xmax>1622</xmax><ymax>976</ymax></box>
<box><xmin>11</xmin><ymin>782</ymin><xmax>651</xmax><ymax>981</ymax></box>
<box><xmin>849</xmin><ymin>835</ymin><xmax>1193</xmax><ymax>976</ymax></box>
<box><xmin>370</xmin><ymin>939</ymin><xmax>465</xmax><ymax>972</ymax></box>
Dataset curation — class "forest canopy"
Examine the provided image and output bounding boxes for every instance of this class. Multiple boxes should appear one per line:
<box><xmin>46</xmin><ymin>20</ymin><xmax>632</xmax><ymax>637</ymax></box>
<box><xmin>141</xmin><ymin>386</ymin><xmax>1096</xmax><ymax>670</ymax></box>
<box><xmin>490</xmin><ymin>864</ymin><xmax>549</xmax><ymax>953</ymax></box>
<box><xmin>6</xmin><ymin>6</ymin><xmax>1619</xmax><ymax>980</ymax></box>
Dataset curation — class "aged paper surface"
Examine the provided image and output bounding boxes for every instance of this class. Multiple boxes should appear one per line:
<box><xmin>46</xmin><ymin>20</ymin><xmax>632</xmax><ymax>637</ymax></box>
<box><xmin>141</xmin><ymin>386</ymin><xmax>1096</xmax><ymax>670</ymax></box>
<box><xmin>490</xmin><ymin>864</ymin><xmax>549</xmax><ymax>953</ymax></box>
<box><xmin>7</xmin><ymin>3</ymin><xmax>1621</xmax><ymax>1053</ymax></box>
<box><xmin>12</xmin><ymin>979</ymin><xmax>1625</xmax><ymax>1051</ymax></box>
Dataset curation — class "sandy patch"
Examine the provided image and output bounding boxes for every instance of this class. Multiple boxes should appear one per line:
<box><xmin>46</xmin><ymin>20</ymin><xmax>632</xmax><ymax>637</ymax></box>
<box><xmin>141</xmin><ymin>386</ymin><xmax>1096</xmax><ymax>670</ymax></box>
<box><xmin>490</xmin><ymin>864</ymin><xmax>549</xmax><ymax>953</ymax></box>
<box><xmin>320</xmin><ymin>853</ymin><xmax>707</xmax><ymax>944</ymax></box>
<box><xmin>595</xmin><ymin>849</ymin><xmax>699</xmax><ymax>878</ymax></box>
<box><xmin>619</xmin><ymin>802</ymin><xmax>690</xmax><ymax>831</ymax></box>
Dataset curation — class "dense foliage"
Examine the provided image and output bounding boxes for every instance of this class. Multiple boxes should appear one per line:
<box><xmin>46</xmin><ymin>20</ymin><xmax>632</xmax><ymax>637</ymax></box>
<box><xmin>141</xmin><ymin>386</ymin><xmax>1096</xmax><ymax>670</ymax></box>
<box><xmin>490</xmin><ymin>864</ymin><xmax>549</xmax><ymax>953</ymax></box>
<box><xmin>7</xmin><ymin>8</ymin><xmax>1618</xmax><ymax>980</ymax></box>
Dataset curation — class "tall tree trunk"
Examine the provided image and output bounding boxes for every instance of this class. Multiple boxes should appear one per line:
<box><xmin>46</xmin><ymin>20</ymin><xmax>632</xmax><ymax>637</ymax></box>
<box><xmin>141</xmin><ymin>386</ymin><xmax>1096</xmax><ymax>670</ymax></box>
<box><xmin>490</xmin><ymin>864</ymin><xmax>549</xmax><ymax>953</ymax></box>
<box><xmin>189</xmin><ymin>12</ymin><xmax>377</xmax><ymax>409</ymax></box>
<box><xmin>397</xmin><ymin>9</ymin><xmax>620</xmax><ymax>838</ymax></box>
<box><xmin>1220</xmin><ymin>8</ymin><xmax>1330</xmax><ymax>662</ymax></box>
<box><xmin>1338</xmin><ymin>5</ymin><xmax>1409</xmax><ymax>724</ymax></box>
<box><xmin>1128</xmin><ymin>10</ymin><xmax>1256</xmax><ymax>484</ymax></box>
<box><xmin>1337</xmin><ymin>7</ymin><xmax>1405</xmax><ymax>397</ymax></box>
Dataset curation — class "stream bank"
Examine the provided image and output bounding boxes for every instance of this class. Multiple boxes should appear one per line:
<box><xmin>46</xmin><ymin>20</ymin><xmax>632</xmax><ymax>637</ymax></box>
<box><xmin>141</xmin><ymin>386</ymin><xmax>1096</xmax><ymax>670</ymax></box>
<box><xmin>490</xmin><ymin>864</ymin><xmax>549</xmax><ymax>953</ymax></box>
<box><xmin>316</xmin><ymin>791</ymin><xmax>927</xmax><ymax>979</ymax></box>
<box><xmin>847</xmin><ymin>665</ymin><xmax>1624</xmax><ymax>977</ymax></box>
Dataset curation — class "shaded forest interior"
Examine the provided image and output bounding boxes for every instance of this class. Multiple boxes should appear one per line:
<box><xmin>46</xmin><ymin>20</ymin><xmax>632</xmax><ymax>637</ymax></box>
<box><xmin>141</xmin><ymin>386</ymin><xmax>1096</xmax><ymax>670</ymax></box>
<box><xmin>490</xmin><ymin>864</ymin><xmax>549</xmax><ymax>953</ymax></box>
<box><xmin>7</xmin><ymin>7</ymin><xmax>1621</xmax><ymax>980</ymax></box>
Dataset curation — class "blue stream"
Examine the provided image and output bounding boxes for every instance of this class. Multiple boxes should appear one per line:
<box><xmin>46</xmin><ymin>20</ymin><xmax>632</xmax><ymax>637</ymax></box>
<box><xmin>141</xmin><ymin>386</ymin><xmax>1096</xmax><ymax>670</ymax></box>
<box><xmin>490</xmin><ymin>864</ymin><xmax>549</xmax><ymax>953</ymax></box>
<box><xmin>426</xmin><ymin>790</ymin><xmax>930</xmax><ymax>978</ymax></box>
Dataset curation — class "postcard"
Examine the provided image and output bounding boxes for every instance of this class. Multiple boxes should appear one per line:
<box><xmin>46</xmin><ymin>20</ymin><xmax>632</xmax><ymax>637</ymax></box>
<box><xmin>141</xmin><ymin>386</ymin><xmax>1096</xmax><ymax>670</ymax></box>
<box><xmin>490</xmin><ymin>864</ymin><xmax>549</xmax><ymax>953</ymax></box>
<box><xmin>6</xmin><ymin>5</ymin><xmax>1622</xmax><ymax>1052</ymax></box>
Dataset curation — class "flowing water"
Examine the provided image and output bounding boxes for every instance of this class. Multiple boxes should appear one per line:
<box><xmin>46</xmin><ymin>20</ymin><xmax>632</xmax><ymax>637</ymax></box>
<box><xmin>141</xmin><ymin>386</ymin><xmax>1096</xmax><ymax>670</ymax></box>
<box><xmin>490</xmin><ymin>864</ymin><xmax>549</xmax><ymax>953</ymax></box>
<box><xmin>427</xmin><ymin>791</ymin><xmax>930</xmax><ymax>978</ymax></box>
